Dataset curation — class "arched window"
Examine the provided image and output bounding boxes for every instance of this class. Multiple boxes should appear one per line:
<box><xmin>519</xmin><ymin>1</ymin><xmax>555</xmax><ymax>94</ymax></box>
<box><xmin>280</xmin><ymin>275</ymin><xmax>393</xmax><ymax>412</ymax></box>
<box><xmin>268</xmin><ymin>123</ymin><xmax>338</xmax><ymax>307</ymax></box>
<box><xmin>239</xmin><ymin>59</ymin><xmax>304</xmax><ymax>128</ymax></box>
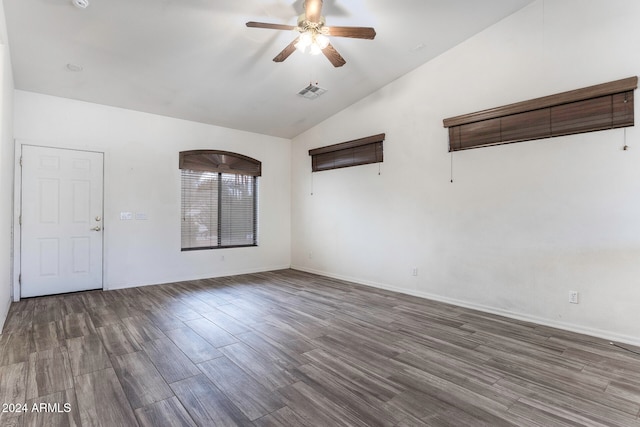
<box><xmin>179</xmin><ymin>150</ymin><xmax>261</xmax><ymax>250</ymax></box>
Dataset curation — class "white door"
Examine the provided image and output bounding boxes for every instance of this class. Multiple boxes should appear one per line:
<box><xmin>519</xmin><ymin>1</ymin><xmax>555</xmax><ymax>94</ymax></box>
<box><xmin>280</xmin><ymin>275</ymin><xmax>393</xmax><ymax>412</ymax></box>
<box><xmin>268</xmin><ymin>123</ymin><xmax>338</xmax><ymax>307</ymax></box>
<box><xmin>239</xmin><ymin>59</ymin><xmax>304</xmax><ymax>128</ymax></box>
<box><xmin>21</xmin><ymin>145</ymin><xmax>104</xmax><ymax>298</ymax></box>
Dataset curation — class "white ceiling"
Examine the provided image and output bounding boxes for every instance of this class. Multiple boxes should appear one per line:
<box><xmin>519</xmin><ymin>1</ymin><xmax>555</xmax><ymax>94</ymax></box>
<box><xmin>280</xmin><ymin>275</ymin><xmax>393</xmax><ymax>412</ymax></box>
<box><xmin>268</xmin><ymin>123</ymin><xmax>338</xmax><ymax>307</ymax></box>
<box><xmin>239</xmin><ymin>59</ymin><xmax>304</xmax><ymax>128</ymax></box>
<box><xmin>4</xmin><ymin>0</ymin><xmax>534</xmax><ymax>138</ymax></box>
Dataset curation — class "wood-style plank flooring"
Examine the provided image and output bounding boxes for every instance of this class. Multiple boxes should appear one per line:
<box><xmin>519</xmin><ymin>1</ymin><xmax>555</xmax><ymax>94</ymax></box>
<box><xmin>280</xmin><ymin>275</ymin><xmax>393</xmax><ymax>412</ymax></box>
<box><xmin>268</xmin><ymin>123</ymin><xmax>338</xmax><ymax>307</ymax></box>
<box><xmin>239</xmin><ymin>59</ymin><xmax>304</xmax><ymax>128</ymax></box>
<box><xmin>1</xmin><ymin>269</ymin><xmax>639</xmax><ymax>426</ymax></box>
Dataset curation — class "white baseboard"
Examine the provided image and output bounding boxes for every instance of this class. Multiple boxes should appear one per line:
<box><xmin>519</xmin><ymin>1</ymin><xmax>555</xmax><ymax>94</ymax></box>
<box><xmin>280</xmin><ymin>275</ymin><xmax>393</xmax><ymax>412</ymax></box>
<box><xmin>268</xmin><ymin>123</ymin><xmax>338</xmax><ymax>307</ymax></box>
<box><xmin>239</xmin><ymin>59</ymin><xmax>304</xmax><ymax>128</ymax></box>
<box><xmin>291</xmin><ymin>265</ymin><xmax>640</xmax><ymax>348</ymax></box>
<box><xmin>0</xmin><ymin>293</ymin><xmax>11</xmax><ymax>335</ymax></box>
<box><xmin>106</xmin><ymin>264</ymin><xmax>292</xmax><ymax>291</ymax></box>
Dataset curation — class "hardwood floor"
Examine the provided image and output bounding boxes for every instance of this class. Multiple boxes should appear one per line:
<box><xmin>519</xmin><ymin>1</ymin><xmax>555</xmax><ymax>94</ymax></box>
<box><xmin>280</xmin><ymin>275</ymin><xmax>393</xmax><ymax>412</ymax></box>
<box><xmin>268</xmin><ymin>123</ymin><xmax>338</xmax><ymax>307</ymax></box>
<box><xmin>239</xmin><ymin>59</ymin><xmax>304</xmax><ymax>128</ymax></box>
<box><xmin>1</xmin><ymin>269</ymin><xmax>639</xmax><ymax>426</ymax></box>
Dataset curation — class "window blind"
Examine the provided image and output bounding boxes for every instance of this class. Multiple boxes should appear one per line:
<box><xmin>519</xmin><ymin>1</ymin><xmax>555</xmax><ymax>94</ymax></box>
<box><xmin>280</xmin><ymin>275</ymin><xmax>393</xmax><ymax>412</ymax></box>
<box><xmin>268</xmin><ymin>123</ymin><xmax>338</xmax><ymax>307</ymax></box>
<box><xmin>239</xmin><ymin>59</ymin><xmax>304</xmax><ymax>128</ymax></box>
<box><xmin>220</xmin><ymin>173</ymin><xmax>257</xmax><ymax>247</ymax></box>
<box><xmin>444</xmin><ymin>76</ymin><xmax>637</xmax><ymax>151</ymax></box>
<box><xmin>180</xmin><ymin>151</ymin><xmax>260</xmax><ymax>250</ymax></box>
<box><xmin>309</xmin><ymin>133</ymin><xmax>385</xmax><ymax>172</ymax></box>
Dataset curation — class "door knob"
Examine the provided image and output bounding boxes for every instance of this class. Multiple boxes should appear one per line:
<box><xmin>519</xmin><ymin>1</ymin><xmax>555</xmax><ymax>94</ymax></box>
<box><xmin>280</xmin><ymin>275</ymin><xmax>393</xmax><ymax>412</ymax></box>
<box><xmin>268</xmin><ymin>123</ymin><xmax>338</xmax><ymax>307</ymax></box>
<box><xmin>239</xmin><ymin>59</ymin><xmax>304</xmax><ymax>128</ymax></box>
<box><xmin>90</xmin><ymin>226</ymin><xmax>102</xmax><ymax>231</ymax></box>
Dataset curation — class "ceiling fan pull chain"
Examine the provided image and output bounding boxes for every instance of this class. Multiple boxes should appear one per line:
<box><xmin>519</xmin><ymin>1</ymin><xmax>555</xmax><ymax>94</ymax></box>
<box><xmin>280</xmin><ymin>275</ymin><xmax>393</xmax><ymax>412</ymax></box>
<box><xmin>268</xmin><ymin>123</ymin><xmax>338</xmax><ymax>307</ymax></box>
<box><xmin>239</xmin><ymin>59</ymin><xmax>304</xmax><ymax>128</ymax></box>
<box><xmin>450</xmin><ymin>152</ymin><xmax>454</xmax><ymax>183</ymax></box>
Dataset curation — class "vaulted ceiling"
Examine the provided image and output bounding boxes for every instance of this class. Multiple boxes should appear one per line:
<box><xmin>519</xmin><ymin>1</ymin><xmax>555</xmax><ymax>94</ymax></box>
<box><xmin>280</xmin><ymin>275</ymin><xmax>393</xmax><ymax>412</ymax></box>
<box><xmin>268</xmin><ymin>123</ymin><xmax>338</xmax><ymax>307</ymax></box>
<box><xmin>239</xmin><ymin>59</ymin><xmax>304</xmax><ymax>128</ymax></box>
<box><xmin>4</xmin><ymin>0</ymin><xmax>534</xmax><ymax>138</ymax></box>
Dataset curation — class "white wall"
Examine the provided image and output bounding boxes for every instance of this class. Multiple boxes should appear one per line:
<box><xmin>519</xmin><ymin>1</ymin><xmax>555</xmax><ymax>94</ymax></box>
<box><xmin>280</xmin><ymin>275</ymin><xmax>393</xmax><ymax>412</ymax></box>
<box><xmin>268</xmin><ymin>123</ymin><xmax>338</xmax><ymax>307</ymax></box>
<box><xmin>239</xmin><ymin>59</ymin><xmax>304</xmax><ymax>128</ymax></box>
<box><xmin>291</xmin><ymin>0</ymin><xmax>640</xmax><ymax>345</ymax></box>
<box><xmin>0</xmin><ymin>0</ymin><xmax>14</xmax><ymax>331</ymax></box>
<box><xmin>14</xmin><ymin>91</ymin><xmax>291</xmax><ymax>292</ymax></box>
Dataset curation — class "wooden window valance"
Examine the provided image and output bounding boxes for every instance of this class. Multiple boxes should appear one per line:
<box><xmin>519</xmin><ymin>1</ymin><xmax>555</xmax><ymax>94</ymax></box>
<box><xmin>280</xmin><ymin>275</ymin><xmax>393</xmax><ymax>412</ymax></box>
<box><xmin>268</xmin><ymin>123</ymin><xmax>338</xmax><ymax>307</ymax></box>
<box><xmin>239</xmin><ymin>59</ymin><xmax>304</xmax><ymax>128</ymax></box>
<box><xmin>443</xmin><ymin>76</ymin><xmax>637</xmax><ymax>152</ymax></box>
<box><xmin>309</xmin><ymin>133</ymin><xmax>385</xmax><ymax>172</ymax></box>
<box><xmin>179</xmin><ymin>150</ymin><xmax>261</xmax><ymax>176</ymax></box>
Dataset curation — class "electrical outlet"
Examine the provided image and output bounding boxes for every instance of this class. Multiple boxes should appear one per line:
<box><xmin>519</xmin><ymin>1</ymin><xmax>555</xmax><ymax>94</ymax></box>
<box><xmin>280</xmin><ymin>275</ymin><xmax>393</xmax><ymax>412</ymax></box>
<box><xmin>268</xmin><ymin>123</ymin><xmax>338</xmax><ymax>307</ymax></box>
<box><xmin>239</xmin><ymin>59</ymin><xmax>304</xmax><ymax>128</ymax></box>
<box><xmin>412</xmin><ymin>267</ymin><xmax>418</xmax><ymax>276</ymax></box>
<box><xmin>569</xmin><ymin>291</ymin><xmax>579</xmax><ymax>304</ymax></box>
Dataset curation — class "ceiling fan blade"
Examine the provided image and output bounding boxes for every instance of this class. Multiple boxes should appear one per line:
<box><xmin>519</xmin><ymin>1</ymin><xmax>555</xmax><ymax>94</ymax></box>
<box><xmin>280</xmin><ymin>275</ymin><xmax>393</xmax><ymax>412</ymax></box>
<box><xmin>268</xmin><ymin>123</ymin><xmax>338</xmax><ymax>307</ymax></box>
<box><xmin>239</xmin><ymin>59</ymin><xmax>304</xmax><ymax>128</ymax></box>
<box><xmin>322</xmin><ymin>43</ymin><xmax>346</xmax><ymax>67</ymax></box>
<box><xmin>304</xmin><ymin>0</ymin><xmax>323</xmax><ymax>23</ymax></box>
<box><xmin>246</xmin><ymin>21</ymin><xmax>297</xmax><ymax>31</ymax></box>
<box><xmin>325</xmin><ymin>26</ymin><xmax>376</xmax><ymax>40</ymax></box>
<box><xmin>273</xmin><ymin>37</ymin><xmax>300</xmax><ymax>63</ymax></box>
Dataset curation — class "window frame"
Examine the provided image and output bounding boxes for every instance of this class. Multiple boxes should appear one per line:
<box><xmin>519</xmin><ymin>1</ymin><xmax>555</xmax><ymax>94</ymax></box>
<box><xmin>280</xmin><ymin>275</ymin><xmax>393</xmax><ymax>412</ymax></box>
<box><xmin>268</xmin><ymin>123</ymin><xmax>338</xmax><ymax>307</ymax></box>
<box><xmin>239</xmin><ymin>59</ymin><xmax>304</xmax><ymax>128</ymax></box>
<box><xmin>179</xmin><ymin>150</ymin><xmax>260</xmax><ymax>251</ymax></box>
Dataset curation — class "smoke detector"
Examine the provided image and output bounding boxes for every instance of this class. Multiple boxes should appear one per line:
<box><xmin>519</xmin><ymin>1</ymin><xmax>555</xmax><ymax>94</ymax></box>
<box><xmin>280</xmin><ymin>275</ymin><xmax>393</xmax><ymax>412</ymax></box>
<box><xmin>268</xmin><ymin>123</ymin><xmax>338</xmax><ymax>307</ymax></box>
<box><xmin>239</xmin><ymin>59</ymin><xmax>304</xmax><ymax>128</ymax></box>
<box><xmin>65</xmin><ymin>63</ymin><xmax>83</xmax><ymax>72</ymax></box>
<box><xmin>298</xmin><ymin>83</ymin><xmax>327</xmax><ymax>100</ymax></box>
<box><xmin>72</xmin><ymin>0</ymin><xmax>89</xmax><ymax>9</ymax></box>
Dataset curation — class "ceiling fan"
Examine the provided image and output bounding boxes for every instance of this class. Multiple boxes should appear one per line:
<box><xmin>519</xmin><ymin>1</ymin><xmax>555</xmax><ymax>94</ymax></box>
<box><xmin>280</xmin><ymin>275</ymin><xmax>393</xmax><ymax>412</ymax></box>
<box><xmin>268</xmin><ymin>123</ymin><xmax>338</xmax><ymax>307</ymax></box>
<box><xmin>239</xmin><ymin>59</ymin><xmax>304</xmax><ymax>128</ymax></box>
<box><xmin>246</xmin><ymin>0</ymin><xmax>376</xmax><ymax>67</ymax></box>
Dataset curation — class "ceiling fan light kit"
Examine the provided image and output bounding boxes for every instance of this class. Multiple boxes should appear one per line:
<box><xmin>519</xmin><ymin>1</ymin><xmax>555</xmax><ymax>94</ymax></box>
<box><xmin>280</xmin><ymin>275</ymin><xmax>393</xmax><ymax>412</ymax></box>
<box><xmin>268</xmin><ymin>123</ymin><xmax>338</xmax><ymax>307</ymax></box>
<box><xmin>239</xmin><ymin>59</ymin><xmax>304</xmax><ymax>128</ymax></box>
<box><xmin>295</xmin><ymin>30</ymin><xmax>329</xmax><ymax>55</ymax></box>
<box><xmin>246</xmin><ymin>0</ymin><xmax>376</xmax><ymax>67</ymax></box>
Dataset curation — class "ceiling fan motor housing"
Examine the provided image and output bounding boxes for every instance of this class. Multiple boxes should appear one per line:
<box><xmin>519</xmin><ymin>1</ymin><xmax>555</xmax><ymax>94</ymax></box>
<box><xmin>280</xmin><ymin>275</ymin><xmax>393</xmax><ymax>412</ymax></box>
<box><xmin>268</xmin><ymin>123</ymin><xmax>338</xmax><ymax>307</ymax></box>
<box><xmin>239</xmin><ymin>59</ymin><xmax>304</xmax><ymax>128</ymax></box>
<box><xmin>297</xmin><ymin>14</ymin><xmax>325</xmax><ymax>30</ymax></box>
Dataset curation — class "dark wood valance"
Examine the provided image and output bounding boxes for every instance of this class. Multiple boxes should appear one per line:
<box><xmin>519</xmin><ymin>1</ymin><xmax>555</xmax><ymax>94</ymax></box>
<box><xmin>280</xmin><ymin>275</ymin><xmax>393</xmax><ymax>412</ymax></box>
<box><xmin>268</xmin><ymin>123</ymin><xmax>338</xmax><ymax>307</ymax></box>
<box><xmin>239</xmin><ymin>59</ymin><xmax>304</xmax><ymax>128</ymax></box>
<box><xmin>443</xmin><ymin>76</ymin><xmax>637</xmax><ymax>151</ymax></box>
<box><xmin>309</xmin><ymin>133</ymin><xmax>385</xmax><ymax>172</ymax></box>
<box><xmin>179</xmin><ymin>150</ymin><xmax>261</xmax><ymax>176</ymax></box>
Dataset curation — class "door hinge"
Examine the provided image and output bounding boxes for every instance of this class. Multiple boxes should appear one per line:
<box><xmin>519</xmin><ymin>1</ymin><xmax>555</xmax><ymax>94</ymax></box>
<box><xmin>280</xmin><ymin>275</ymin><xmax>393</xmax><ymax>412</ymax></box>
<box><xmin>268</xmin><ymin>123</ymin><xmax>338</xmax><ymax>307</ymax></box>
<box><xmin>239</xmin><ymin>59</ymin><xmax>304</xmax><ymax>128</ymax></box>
<box><xmin>19</xmin><ymin>215</ymin><xmax>21</xmax><ymax>226</ymax></box>
<box><xmin>19</xmin><ymin>156</ymin><xmax>22</xmax><ymax>167</ymax></box>
<box><xmin>18</xmin><ymin>274</ymin><xmax>21</xmax><ymax>284</ymax></box>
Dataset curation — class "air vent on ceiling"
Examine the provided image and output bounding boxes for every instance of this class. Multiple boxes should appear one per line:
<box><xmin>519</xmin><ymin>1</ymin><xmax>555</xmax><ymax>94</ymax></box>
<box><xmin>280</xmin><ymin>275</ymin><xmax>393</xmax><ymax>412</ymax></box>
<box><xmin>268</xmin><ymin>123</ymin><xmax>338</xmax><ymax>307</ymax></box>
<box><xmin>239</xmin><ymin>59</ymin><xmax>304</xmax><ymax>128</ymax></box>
<box><xmin>298</xmin><ymin>83</ymin><xmax>327</xmax><ymax>100</ymax></box>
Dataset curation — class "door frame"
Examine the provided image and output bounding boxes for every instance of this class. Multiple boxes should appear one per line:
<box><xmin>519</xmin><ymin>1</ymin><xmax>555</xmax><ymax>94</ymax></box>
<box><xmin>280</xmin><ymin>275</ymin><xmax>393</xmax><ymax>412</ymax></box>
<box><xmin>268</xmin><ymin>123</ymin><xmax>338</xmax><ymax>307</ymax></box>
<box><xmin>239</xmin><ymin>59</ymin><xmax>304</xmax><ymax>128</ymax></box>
<box><xmin>13</xmin><ymin>141</ymin><xmax>106</xmax><ymax>301</ymax></box>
